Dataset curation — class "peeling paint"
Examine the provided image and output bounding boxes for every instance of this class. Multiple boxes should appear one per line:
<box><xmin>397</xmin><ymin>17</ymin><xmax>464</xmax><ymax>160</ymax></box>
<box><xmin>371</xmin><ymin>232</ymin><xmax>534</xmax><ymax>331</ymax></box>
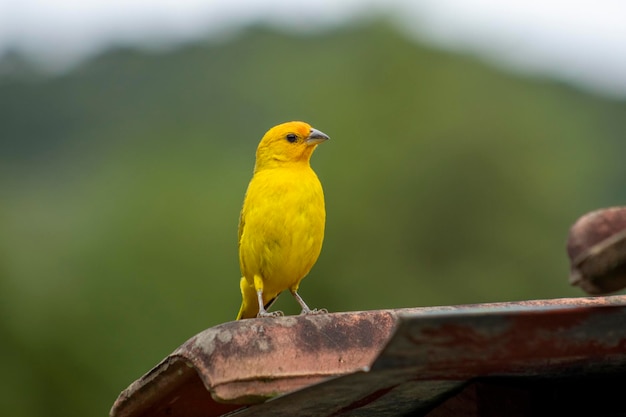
<box><xmin>111</xmin><ymin>296</ymin><xmax>626</xmax><ymax>417</ymax></box>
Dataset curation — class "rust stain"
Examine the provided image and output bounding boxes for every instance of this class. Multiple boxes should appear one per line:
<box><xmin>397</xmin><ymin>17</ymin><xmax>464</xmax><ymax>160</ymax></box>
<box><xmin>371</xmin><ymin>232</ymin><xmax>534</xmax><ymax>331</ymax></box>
<box><xmin>111</xmin><ymin>296</ymin><xmax>626</xmax><ymax>417</ymax></box>
<box><xmin>329</xmin><ymin>385</ymin><xmax>398</xmax><ymax>416</ymax></box>
<box><xmin>567</xmin><ymin>207</ymin><xmax>626</xmax><ymax>294</ymax></box>
<box><xmin>377</xmin><ymin>300</ymin><xmax>626</xmax><ymax>381</ymax></box>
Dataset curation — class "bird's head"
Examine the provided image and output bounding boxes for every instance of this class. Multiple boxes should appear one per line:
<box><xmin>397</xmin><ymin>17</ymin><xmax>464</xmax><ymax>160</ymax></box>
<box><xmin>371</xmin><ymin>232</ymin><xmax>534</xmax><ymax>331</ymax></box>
<box><xmin>254</xmin><ymin>121</ymin><xmax>329</xmax><ymax>171</ymax></box>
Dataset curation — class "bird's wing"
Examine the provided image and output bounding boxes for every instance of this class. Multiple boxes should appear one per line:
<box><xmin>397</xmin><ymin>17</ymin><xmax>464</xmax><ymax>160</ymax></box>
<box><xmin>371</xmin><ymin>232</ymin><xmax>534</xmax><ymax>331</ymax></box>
<box><xmin>237</xmin><ymin>206</ymin><xmax>245</xmax><ymax>248</ymax></box>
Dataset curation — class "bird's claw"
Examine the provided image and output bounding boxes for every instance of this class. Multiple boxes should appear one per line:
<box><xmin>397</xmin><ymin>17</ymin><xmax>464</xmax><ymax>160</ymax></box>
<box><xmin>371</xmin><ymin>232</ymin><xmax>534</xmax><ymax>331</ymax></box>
<box><xmin>257</xmin><ymin>310</ymin><xmax>284</xmax><ymax>318</ymax></box>
<box><xmin>300</xmin><ymin>308</ymin><xmax>328</xmax><ymax>316</ymax></box>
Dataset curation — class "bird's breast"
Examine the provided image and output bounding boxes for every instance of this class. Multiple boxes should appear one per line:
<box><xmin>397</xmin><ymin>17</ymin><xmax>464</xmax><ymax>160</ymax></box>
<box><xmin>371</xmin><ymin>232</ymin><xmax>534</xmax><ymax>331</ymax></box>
<box><xmin>239</xmin><ymin>167</ymin><xmax>325</xmax><ymax>287</ymax></box>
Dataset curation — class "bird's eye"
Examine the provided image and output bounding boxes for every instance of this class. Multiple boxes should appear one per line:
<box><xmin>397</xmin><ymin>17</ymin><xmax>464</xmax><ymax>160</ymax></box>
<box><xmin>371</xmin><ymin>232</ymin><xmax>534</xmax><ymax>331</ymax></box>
<box><xmin>286</xmin><ymin>133</ymin><xmax>297</xmax><ymax>143</ymax></box>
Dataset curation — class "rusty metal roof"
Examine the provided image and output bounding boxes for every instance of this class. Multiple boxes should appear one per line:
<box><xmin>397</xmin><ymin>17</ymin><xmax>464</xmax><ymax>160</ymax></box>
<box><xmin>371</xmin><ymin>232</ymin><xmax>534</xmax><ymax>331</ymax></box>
<box><xmin>567</xmin><ymin>207</ymin><xmax>626</xmax><ymax>294</ymax></box>
<box><xmin>110</xmin><ymin>295</ymin><xmax>626</xmax><ymax>417</ymax></box>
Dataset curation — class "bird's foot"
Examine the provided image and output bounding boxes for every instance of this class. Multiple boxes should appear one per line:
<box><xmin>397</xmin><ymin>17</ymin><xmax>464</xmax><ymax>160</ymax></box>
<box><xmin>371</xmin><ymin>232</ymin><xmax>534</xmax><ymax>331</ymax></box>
<box><xmin>257</xmin><ymin>310</ymin><xmax>284</xmax><ymax>318</ymax></box>
<box><xmin>300</xmin><ymin>308</ymin><xmax>328</xmax><ymax>316</ymax></box>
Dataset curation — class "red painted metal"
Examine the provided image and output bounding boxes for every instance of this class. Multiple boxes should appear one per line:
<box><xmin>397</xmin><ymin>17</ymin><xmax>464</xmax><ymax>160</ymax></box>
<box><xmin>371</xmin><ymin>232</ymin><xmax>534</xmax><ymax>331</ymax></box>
<box><xmin>567</xmin><ymin>207</ymin><xmax>626</xmax><ymax>294</ymax></box>
<box><xmin>111</xmin><ymin>296</ymin><xmax>626</xmax><ymax>417</ymax></box>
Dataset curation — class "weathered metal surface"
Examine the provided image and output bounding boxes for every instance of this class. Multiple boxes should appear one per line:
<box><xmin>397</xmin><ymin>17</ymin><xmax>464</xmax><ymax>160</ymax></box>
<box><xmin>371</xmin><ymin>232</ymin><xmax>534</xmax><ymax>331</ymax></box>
<box><xmin>224</xmin><ymin>369</ymin><xmax>465</xmax><ymax>417</ymax></box>
<box><xmin>111</xmin><ymin>359</ymin><xmax>242</xmax><ymax>417</ymax></box>
<box><xmin>567</xmin><ymin>207</ymin><xmax>626</xmax><ymax>294</ymax></box>
<box><xmin>427</xmin><ymin>375</ymin><xmax>626</xmax><ymax>417</ymax></box>
<box><xmin>110</xmin><ymin>296</ymin><xmax>626</xmax><ymax>417</ymax></box>
<box><xmin>224</xmin><ymin>296</ymin><xmax>626</xmax><ymax>416</ymax></box>
<box><xmin>110</xmin><ymin>310</ymin><xmax>399</xmax><ymax>417</ymax></box>
<box><xmin>376</xmin><ymin>296</ymin><xmax>626</xmax><ymax>378</ymax></box>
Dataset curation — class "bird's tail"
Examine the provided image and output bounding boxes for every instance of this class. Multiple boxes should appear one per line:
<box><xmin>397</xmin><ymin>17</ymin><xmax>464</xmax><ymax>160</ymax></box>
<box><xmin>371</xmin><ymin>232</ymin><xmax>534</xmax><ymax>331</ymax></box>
<box><xmin>236</xmin><ymin>277</ymin><xmax>279</xmax><ymax>320</ymax></box>
<box><xmin>236</xmin><ymin>277</ymin><xmax>258</xmax><ymax>319</ymax></box>
<box><xmin>236</xmin><ymin>305</ymin><xmax>252</xmax><ymax>320</ymax></box>
<box><xmin>236</xmin><ymin>300</ymin><xmax>258</xmax><ymax>320</ymax></box>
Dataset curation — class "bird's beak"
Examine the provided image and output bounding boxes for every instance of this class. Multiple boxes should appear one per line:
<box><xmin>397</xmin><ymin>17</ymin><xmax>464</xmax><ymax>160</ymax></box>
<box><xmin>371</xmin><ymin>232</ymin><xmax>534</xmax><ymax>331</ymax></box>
<box><xmin>306</xmin><ymin>128</ymin><xmax>330</xmax><ymax>145</ymax></box>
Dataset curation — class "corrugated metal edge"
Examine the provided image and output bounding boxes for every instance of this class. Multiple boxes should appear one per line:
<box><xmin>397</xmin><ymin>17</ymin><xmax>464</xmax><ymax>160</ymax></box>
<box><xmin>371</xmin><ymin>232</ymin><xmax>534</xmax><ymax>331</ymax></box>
<box><xmin>111</xmin><ymin>309</ymin><xmax>401</xmax><ymax>416</ymax></box>
<box><xmin>111</xmin><ymin>296</ymin><xmax>626</xmax><ymax>417</ymax></box>
<box><xmin>217</xmin><ymin>296</ymin><xmax>626</xmax><ymax>416</ymax></box>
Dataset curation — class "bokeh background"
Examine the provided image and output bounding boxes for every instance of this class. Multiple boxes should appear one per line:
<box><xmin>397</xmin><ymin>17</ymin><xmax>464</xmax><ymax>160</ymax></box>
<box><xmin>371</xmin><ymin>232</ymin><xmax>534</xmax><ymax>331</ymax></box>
<box><xmin>2</xmin><ymin>1</ymin><xmax>626</xmax><ymax>415</ymax></box>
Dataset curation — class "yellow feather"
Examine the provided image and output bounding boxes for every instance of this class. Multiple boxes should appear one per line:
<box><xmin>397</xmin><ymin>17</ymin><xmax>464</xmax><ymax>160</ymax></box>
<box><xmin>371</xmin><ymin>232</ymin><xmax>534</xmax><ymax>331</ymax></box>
<box><xmin>236</xmin><ymin>121</ymin><xmax>328</xmax><ymax>319</ymax></box>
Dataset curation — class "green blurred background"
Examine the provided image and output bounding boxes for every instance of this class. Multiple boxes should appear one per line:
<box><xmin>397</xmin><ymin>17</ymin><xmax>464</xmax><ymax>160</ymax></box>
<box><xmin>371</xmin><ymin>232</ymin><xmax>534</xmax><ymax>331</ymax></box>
<box><xmin>1</xmin><ymin>11</ymin><xmax>626</xmax><ymax>417</ymax></box>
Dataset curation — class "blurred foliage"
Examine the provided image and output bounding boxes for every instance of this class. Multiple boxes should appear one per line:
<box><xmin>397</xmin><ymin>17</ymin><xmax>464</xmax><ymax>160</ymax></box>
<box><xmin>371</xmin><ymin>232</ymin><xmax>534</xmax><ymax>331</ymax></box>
<box><xmin>1</xmin><ymin>19</ymin><xmax>625</xmax><ymax>417</ymax></box>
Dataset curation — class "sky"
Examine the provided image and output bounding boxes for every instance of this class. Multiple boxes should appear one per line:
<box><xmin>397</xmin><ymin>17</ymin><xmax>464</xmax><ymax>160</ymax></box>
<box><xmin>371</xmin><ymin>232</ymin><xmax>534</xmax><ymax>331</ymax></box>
<box><xmin>1</xmin><ymin>0</ymin><xmax>626</xmax><ymax>98</ymax></box>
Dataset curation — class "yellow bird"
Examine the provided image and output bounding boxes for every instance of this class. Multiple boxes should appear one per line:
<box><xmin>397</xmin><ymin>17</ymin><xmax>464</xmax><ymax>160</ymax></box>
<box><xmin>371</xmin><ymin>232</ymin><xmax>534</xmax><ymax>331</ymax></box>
<box><xmin>236</xmin><ymin>121</ymin><xmax>329</xmax><ymax>319</ymax></box>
